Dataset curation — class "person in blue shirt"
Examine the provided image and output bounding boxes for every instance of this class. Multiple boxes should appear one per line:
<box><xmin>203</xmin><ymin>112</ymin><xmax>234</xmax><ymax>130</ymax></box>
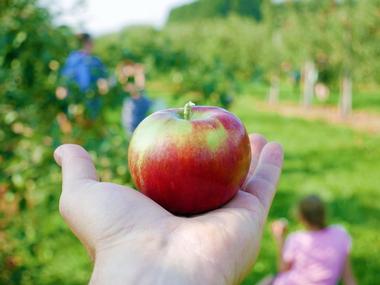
<box><xmin>56</xmin><ymin>33</ymin><xmax>108</xmax><ymax>124</ymax></box>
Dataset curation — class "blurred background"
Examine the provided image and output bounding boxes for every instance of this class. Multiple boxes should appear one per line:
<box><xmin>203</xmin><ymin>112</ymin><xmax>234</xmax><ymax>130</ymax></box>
<box><xmin>0</xmin><ymin>0</ymin><xmax>379</xmax><ymax>284</ymax></box>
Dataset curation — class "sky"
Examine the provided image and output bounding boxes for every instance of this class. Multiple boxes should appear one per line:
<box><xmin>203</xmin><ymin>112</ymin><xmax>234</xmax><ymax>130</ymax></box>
<box><xmin>44</xmin><ymin>0</ymin><xmax>193</xmax><ymax>35</ymax></box>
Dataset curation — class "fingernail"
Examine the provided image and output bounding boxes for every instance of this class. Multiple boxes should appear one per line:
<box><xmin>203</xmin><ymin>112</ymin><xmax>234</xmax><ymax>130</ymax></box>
<box><xmin>53</xmin><ymin>145</ymin><xmax>64</xmax><ymax>166</ymax></box>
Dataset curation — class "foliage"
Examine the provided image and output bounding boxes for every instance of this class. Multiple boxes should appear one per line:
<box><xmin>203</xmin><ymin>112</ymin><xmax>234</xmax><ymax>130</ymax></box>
<box><xmin>0</xmin><ymin>1</ymin><xmax>131</xmax><ymax>284</ymax></box>
<box><xmin>96</xmin><ymin>16</ymin><xmax>268</xmax><ymax>108</ymax></box>
<box><xmin>97</xmin><ymin>0</ymin><xmax>380</xmax><ymax>110</ymax></box>
<box><xmin>352</xmin><ymin>0</ymin><xmax>380</xmax><ymax>82</ymax></box>
<box><xmin>0</xmin><ymin>0</ymin><xmax>75</xmax><ymax>283</ymax></box>
<box><xmin>168</xmin><ymin>0</ymin><xmax>262</xmax><ymax>23</ymax></box>
<box><xmin>161</xmin><ymin>17</ymin><xmax>266</xmax><ymax>107</ymax></box>
<box><xmin>261</xmin><ymin>0</ymin><xmax>380</xmax><ymax>98</ymax></box>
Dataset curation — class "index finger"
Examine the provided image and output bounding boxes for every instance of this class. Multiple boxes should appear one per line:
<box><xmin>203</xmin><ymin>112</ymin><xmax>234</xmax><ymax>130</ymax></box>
<box><xmin>247</xmin><ymin>134</ymin><xmax>268</xmax><ymax>180</ymax></box>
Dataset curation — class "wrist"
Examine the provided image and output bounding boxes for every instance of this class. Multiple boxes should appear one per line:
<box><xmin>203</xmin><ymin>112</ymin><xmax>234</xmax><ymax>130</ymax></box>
<box><xmin>90</xmin><ymin>244</ymin><xmax>163</xmax><ymax>285</ymax></box>
<box><xmin>90</xmin><ymin>245</ymin><xmax>225</xmax><ymax>285</ymax></box>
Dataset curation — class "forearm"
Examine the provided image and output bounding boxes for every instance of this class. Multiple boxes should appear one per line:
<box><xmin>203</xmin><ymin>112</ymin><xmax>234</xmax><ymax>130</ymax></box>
<box><xmin>274</xmin><ymin>239</ymin><xmax>285</xmax><ymax>271</ymax></box>
<box><xmin>342</xmin><ymin>258</ymin><xmax>357</xmax><ymax>285</ymax></box>
<box><xmin>343</xmin><ymin>279</ymin><xmax>357</xmax><ymax>285</ymax></box>
<box><xmin>342</xmin><ymin>270</ymin><xmax>357</xmax><ymax>285</ymax></box>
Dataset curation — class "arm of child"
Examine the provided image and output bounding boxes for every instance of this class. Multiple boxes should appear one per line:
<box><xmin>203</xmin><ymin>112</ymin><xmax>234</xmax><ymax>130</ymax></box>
<box><xmin>278</xmin><ymin>242</ymin><xmax>293</xmax><ymax>273</ymax></box>
<box><xmin>342</xmin><ymin>257</ymin><xmax>357</xmax><ymax>285</ymax></box>
<box><xmin>271</xmin><ymin>219</ymin><xmax>293</xmax><ymax>272</ymax></box>
<box><xmin>279</xmin><ymin>258</ymin><xmax>292</xmax><ymax>272</ymax></box>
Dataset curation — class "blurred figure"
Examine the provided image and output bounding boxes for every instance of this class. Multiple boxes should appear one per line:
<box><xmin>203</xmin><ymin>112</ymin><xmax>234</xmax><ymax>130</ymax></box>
<box><xmin>301</xmin><ymin>61</ymin><xmax>318</xmax><ymax>107</ymax></box>
<box><xmin>258</xmin><ymin>195</ymin><xmax>357</xmax><ymax>285</ymax></box>
<box><xmin>116</xmin><ymin>60</ymin><xmax>152</xmax><ymax>136</ymax></box>
<box><xmin>268</xmin><ymin>75</ymin><xmax>280</xmax><ymax>104</ymax></box>
<box><xmin>315</xmin><ymin>83</ymin><xmax>330</xmax><ymax>102</ymax></box>
<box><xmin>56</xmin><ymin>33</ymin><xmax>108</xmax><ymax>132</ymax></box>
<box><xmin>290</xmin><ymin>70</ymin><xmax>301</xmax><ymax>89</ymax></box>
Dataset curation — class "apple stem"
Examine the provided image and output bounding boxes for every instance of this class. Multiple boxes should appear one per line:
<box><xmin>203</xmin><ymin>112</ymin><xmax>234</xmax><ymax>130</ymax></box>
<box><xmin>183</xmin><ymin>101</ymin><xmax>195</xmax><ymax>120</ymax></box>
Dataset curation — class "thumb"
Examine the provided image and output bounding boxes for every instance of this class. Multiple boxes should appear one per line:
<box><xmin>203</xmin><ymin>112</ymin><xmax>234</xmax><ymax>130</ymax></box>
<box><xmin>54</xmin><ymin>144</ymin><xmax>98</xmax><ymax>191</ymax></box>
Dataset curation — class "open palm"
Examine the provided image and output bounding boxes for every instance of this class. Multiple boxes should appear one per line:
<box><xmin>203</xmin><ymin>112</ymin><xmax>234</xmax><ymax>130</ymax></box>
<box><xmin>54</xmin><ymin>134</ymin><xmax>283</xmax><ymax>285</ymax></box>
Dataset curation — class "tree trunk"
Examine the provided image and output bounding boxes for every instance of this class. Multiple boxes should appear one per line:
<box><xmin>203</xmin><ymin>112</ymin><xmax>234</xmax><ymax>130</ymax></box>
<box><xmin>340</xmin><ymin>72</ymin><xmax>352</xmax><ymax>118</ymax></box>
<box><xmin>301</xmin><ymin>60</ymin><xmax>318</xmax><ymax>107</ymax></box>
<box><xmin>268</xmin><ymin>75</ymin><xmax>279</xmax><ymax>104</ymax></box>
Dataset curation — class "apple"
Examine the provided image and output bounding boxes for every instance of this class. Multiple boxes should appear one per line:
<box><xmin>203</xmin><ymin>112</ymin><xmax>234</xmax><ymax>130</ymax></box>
<box><xmin>128</xmin><ymin>102</ymin><xmax>251</xmax><ymax>215</ymax></box>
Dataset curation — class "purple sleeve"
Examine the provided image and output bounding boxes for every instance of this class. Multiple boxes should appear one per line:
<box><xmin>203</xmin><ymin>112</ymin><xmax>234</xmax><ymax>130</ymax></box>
<box><xmin>332</xmin><ymin>225</ymin><xmax>352</xmax><ymax>254</ymax></box>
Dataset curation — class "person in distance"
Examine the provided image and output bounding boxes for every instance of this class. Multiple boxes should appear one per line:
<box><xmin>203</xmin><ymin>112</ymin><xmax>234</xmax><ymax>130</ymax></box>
<box><xmin>258</xmin><ymin>195</ymin><xmax>357</xmax><ymax>285</ymax></box>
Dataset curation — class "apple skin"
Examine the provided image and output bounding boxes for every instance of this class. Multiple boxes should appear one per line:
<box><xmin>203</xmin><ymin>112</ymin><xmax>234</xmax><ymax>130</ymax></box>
<box><xmin>128</xmin><ymin>104</ymin><xmax>251</xmax><ymax>215</ymax></box>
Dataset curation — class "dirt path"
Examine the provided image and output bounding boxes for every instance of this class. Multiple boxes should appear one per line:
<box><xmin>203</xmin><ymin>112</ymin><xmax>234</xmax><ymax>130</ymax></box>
<box><xmin>256</xmin><ymin>101</ymin><xmax>380</xmax><ymax>135</ymax></box>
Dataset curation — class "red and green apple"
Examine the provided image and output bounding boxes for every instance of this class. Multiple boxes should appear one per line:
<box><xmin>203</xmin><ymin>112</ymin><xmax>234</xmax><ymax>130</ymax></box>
<box><xmin>128</xmin><ymin>102</ymin><xmax>251</xmax><ymax>215</ymax></box>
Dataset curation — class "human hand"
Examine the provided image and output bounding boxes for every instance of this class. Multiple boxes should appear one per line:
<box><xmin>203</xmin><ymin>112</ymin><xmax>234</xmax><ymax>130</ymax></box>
<box><xmin>54</xmin><ymin>134</ymin><xmax>283</xmax><ymax>285</ymax></box>
<box><xmin>271</xmin><ymin>219</ymin><xmax>288</xmax><ymax>244</ymax></box>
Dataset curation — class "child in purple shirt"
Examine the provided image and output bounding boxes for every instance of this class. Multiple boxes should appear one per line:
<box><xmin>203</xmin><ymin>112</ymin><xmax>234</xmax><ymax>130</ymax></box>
<box><xmin>258</xmin><ymin>195</ymin><xmax>357</xmax><ymax>285</ymax></box>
